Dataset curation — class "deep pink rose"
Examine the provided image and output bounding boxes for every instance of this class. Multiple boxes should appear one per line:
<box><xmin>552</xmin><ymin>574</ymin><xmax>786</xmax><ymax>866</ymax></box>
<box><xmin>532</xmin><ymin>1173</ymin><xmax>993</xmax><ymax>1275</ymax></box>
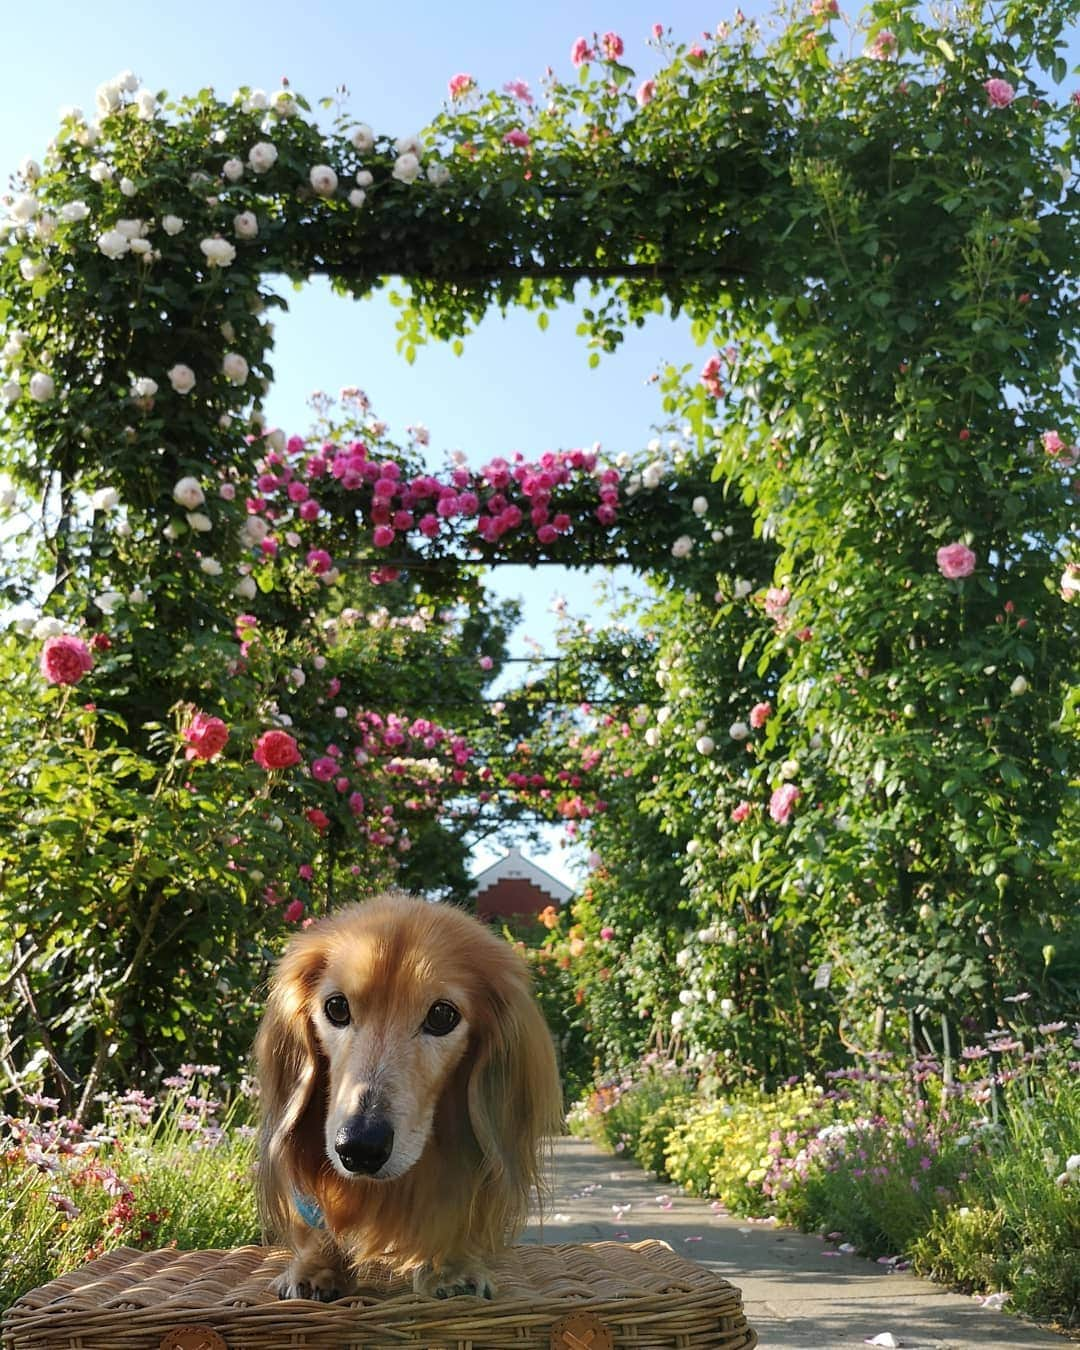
<box><xmin>571</xmin><ymin>36</ymin><xmax>594</xmax><ymax>65</ymax></box>
<box><xmin>936</xmin><ymin>542</ymin><xmax>976</xmax><ymax>579</ymax></box>
<box><xmin>448</xmin><ymin>73</ymin><xmax>474</xmax><ymax>100</ymax></box>
<box><xmin>769</xmin><ymin>784</ymin><xmax>800</xmax><ymax>825</ymax></box>
<box><xmin>306</xmin><ymin>548</ymin><xmax>333</xmax><ymax>575</ymax></box>
<box><xmin>984</xmin><ymin>78</ymin><xmax>1015</xmax><ymax>108</ymax></box>
<box><xmin>40</xmin><ymin>635</ymin><xmax>94</xmax><ymax>686</ymax></box>
<box><xmin>283</xmin><ymin>899</ymin><xmax>304</xmax><ymax>923</ymax></box>
<box><xmin>253</xmin><ymin>729</ymin><xmax>301</xmax><ymax>771</ymax></box>
<box><xmin>731</xmin><ymin>800</ymin><xmax>752</xmax><ymax>823</ymax></box>
<box><xmin>503</xmin><ymin>129</ymin><xmax>531</xmax><ymax>149</ymax></box>
<box><xmin>305</xmin><ymin>807</ymin><xmax>330</xmax><ymax>832</ymax></box>
<box><xmin>601</xmin><ymin>31</ymin><xmax>624</xmax><ymax>60</ymax></box>
<box><xmin>749</xmin><ymin>701</ymin><xmax>772</xmax><ymax>729</ymax></box>
<box><xmin>373</xmin><ymin>524</ymin><xmax>395</xmax><ymax>548</ymax></box>
<box><xmin>184</xmin><ymin>712</ymin><xmax>229</xmax><ymax>761</ymax></box>
<box><xmin>311</xmin><ymin>756</ymin><xmax>337</xmax><ymax>782</ymax></box>
<box><xmin>599</xmin><ymin>926</ymin><xmax>615</xmax><ymax>940</ymax></box>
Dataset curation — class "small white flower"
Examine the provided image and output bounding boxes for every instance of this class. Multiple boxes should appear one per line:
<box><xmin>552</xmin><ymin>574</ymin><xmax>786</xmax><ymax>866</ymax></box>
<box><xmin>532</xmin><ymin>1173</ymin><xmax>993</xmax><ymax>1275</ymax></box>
<box><xmin>355</xmin><ymin>169</ymin><xmax>373</xmax><ymax>187</ymax></box>
<box><xmin>222</xmin><ymin>158</ymin><xmax>245</xmax><ymax>183</ymax></box>
<box><xmin>130</xmin><ymin>377</ymin><xmax>158</xmax><ymax>405</ymax></box>
<box><xmin>348</xmin><ymin>188</ymin><xmax>367</xmax><ymax>209</ymax></box>
<box><xmin>719</xmin><ymin>997</ymin><xmax>735</xmax><ymax>1017</ymax></box>
<box><xmin>10</xmin><ymin>193</ymin><xmax>39</xmax><ymax>223</ymax></box>
<box><xmin>187</xmin><ymin>511</ymin><xmax>212</xmax><ymax>533</ymax></box>
<box><xmin>696</xmin><ymin>735</ymin><xmax>715</xmax><ymax>755</ymax></box>
<box><xmin>119</xmin><ymin>177</ymin><xmax>136</xmax><ymax>197</ymax></box>
<box><xmin>242</xmin><ymin>89</ymin><xmax>269</xmax><ymax>112</ymax></box>
<box><xmin>19</xmin><ymin>259</ymin><xmax>46</xmax><ymax>281</ymax></box>
<box><xmin>309</xmin><ymin>164</ymin><xmax>338</xmax><ymax>196</ymax></box>
<box><xmin>248</xmin><ymin>141</ymin><xmax>278</xmax><ymax>174</ymax></box>
<box><xmin>692</xmin><ymin>496</ymin><xmax>708</xmax><ymax>516</ymax></box>
<box><xmin>734</xmin><ymin>577</ymin><xmax>753</xmax><ymax>599</ymax></box>
<box><xmin>0</xmin><ymin>475</ymin><xmax>16</xmax><ymax>509</ymax></box>
<box><xmin>392</xmin><ymin>152</ymin><xmax>421</xmax><ymax>184</ymax></box>
<box><xmin>60</xmin><ymin>200</ymin><xmax>90</xmax><ymax>222</ymax></box>
<box><xmin>395</xmin><ymin>134</ymin><xmax>423</xmax><ymax>159</ymax></box>
<box><xmin>199</xmin><ymin>556</ymin><xmax>223</xmax><ymax>575</ymax></box>
<box><xmin>168</xmin><ymin>364</ymin><xmax>196</xmax><ymax>395</ymax></box>
<box><xmin>32</xmin><ymin>616</ymin><xmax>66</xmax><ymax>639</ymax></box>
<box><xmin>271</xmin><ymin>90</ymin><xmax>297</xmax><ymax>117</ymax></box>
<box><xmin>671</xmin><ymin>535</ymin><xmax>693</xmax><ymax>559</ymax></box>
<box><xmin>97</xmin><ymin>229</ymin><xmax>130</xmax><ymax>259</ymax></box>
<box><xmin>29</xmin><ymin>372</ymin><xmax>55</xmax><ymax>402</ymax></box>
<box><xmin>225</xmin><ymin>215</ymin><xmax>256</xmax><ymax>248</ymax></box>
<box><xmin>1</xmin><ymin>380</ymin><xmax>19</xmax><ymax>405</ymax></box>
<box><xmin>780</xmin><ymin>758</ymin><xmax>800</xmax><ymax>780</ymax></box>
<box><xmin>20</xmin><ymin>159</ymin><xmax>42</xmax><ymax>184</ymax></box>
<box><xmin>670</xmin><ymin>1009</ymin><xmax>685</xmax><ymax>1030</ymax></box>
<box><xmin>129</xmin><ymin>238</ymin><xmax>151</xmax><ymax>257</ymax></box>
<box><xmin>1010</xmin><ymin>675</ymin><xmax>1029</xmax><ymax>696</ymax></box>
<box><xmin>135</xmin><ymin>88</ymin><xmax>156</xmax><ymax>119</ymax></box>
<box><xmin>686</xmin><ymin>839</ymin><xmax>700</xmax><ymax>856</ymax></box>
<box><xmin>95</xmin><ymin>590</ymin><xmax>124</xmax><ymax>614</ymax></box>
<box><xmin>234</xmin><ymin>574</ymin><xmax>258</xmax><ymax>600</ymax></box>
<box><xmin>351</xmin><ymin>123</ymin><xmax>375</xmax><ymax>153</ymax></box>
<box><xmin>162</xmin><ymin>214</ymin><xmax>184</xmax><ymax>236</ymax></box>
<box><xmin>173</xmin><ymin>476</ymin><xmax>205</xmax><ymax>510</ymax></box>
<box><xmin>222</xmin><ymin>352</ymin><xmax>249</xmax><ymax>385</ymax></box>
<box><xmin>729</xmin><ymin>721</ymin><xmax>750</xmax><ymax>741</ymax></box>
<box><xmin>91</xmin><ymin>486</ymin><xmax>120</xmax><ymax>511</ymax></box>
<box><xmin>334</xmin><ymin>705</ymin><xmax>348</xmax><ymax>718</ymax></box>
<box><xmin>427</xmin><ymin>162</ymin><xmax>450</xmax><ymax>186</ymax></box>
<box><xmin>200</xmin><ymin>237</ymin><xmax>236</xmax><ymax>268</ymax></box>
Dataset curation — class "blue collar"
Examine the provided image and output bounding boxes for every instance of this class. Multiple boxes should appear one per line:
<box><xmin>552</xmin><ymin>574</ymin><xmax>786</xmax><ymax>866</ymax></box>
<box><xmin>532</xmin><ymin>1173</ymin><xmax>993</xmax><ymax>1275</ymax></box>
<box><xmin>292</xmin><ymin>1189</ymin><xmax>326</xmax><ymax>1229</ymax></box>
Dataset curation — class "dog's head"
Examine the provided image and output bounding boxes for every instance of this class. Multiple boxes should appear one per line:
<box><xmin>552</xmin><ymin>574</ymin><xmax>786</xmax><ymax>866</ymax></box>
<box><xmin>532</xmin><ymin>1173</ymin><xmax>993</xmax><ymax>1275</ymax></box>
<box><xmin>255</xmin><ymin>891</ymin><xmax>562</xmax><ymax>1245</ymax></box>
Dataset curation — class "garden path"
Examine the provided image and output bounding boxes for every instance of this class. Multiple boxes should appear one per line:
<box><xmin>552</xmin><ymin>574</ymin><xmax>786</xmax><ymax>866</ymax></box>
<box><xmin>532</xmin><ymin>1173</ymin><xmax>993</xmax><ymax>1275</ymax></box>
<box><xmin>520</xmin><ymin>1137</ymin><xmax>1068</xmax><ymax>1350</ymax></box>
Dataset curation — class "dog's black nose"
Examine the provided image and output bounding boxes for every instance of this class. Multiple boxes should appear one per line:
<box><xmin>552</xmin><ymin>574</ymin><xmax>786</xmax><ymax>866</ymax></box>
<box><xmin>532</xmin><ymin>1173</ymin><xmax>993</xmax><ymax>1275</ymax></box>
<box><xmin>334</xmin><ymin>1116</ymin><xmax>394</xmax><ymax>1175</ymax></box>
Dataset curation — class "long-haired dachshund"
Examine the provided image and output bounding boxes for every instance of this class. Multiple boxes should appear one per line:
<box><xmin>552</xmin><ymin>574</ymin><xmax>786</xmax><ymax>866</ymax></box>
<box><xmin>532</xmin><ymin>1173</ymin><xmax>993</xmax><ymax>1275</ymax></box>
<box><xmin>254</xmin><ymin>891</ymin><xmax>563</xmax><ymax>1301</ymax></box>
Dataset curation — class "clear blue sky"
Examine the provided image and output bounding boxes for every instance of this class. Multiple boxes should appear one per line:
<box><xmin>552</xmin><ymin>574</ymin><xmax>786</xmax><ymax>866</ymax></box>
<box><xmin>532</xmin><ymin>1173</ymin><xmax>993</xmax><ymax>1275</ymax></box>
<box><xmin>8</xmin><ymin>2</ymin><xmax>1076</xmax><ymax>884</ymax></box>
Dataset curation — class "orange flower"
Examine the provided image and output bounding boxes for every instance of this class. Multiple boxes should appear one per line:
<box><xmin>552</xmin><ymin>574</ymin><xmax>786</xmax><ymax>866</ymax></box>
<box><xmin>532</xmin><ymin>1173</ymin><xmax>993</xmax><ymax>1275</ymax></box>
<box><xmin>540</xmin><ymin>905</ymin><xmax>559</xmax><ymax>929</ymax></box>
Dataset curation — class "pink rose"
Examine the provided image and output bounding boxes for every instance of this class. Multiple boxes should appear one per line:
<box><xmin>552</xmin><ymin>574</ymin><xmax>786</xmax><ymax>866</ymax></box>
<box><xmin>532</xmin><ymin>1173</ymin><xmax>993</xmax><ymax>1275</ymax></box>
<box><xmin>936</xmin><ymin>542</ymin><xmax>976</xmax><ymax>579</ymax></box>
<box><xmin>305</xmin><ymin>808</ymin><xmax>330</xmax><ymax>832</ymax></box>
<box><xmin>40</xmin><ymin>635</ymin><xmax>94</xmax><ymax>686</ymax></box>
<box><xmin>984</xmin><ymin>78</ymin><xmax>1015</xmax><ymax>108</ymax></box>
<box><xmin>373</xmin><ymin>524</ymin><xmax>395</xmax><ymax>548</ymax></box>
<box><xmin>479</xmin><ymin>655</ymin><xmax>494</xmax><ymax>670</ymax></box>
<box><xmin>348</xmin><ymin>791</ymin><xmax>365</xmax><ymax>816</ymax></box>
<box><xmin>601</xmin><ymin>31</ymin><xmax>624</xmax><ymax>60</ymax></box>
<box><xmin>599</xmin><ymin>926</ymin><xmax>615</xmax><ymax>940</ymax></box>
<box><xmin>503</xmin><ymin>129</ymin><xmax>531</xmax><ymax>149</ymax></box>
<box><xmin>306</xmin><ymin>548</ymin><xmax>332</xmax><ymax>575</ymax></box>
<box><xmin>866</xmin><ymin>29</ymin><xmax>896</xmax><ymax>59</ymax></box>
<box><xmin>749</xmin><ymin>701</ymin><xmax>772</xmax><ymax>729</ymax></box>
<box><xmin>769</xmin><ymin>784</ymin><xmax>800</xmax><ymax>825</ymax></box>
<box><xmin>503</xmin><ymin>79</ymin><xmax>533</xmax><ymax>104</ymax></box>
<box><xmin>448</xmin><ymin>73</ymin><xmax>474</xmax><ymax>100</ymax></box>
<box><xmin>298</xmin><ymin>863</ymin><xmax>314</xmax><ymax>881</ymax></box>
<box><xmin>731</xmin><ymin>800</ymin><xmax>752</xmax><ymax>823</ymax></box>
<box><xmin>253</xmin><ymin>729</ymin><xmax>301</xmax><ymax>771</ymax></box>
<box><xmin>311</xmin><ymin>756</ymin><xmax>337</xmax><ymax>782</ymax></box>
<box><xmin>183</xmin><ymin>712</ymin><xmax>229</xmax><ymax>761</ymax></box>
<box><xmin>636</xmin><ymin>79</ymin><xmax>656</xmax><ymax>106</ymax></box>
<box><xmin>571</xmin><ymin>36</ymin><xmax>594</xmax><ymax>66</ymax></box>
<box><xmin>283</xmin><ymin>899</ymin><xmax>304</xmax><ymax>923</ymax></box>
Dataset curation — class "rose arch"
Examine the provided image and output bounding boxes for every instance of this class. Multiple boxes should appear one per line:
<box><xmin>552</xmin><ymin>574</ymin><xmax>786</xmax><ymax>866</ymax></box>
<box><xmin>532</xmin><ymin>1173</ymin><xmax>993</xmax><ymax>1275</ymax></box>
<box><xmin>1</xmin><ymin>1</ymin><xmax>1078</xmax><ymax>1105</ymax></box>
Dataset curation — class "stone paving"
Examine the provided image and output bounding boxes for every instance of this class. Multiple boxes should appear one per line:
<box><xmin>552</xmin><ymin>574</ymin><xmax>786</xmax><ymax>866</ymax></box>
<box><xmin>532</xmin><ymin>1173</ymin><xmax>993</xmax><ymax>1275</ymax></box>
<box><xmin>521</xmin><ymin>1136</ymin><xmax>1067</xmax><ymax>1350</ymax></box>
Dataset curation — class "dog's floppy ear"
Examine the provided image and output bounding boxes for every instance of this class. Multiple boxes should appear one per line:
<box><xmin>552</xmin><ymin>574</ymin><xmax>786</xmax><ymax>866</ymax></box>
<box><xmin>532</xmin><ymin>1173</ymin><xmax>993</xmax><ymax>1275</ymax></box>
<box><xmin>254</xmin><ymin>933</ymin><xmax>327</xmax><ymax>1239</ymax></box>
<box><xmin>466</xmin><ymin>957</ymin><xmax>564</xmax><ymax>1244</ymax></box>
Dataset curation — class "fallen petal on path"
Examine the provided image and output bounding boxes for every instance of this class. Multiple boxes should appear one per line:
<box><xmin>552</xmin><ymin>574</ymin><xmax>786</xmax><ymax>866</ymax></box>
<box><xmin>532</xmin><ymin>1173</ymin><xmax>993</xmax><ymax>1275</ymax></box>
<box><xmin>864</xmin><ymin>1335</ymin><xmax>902</xmax><ymax>1347</ymax></box>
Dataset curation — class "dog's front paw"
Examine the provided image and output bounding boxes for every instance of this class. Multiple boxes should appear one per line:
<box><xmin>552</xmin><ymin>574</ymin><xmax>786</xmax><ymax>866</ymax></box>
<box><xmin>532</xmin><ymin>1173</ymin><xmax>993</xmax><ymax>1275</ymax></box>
<box><xmin>413</xmin><ymin>1262</ymin><xmax>495</xmax><ymax>1301</ymax></box>
<box><xmin>273</xmin><ymin>1263</ymin><xmax>345</xmax><ymax>1302</ymax></box>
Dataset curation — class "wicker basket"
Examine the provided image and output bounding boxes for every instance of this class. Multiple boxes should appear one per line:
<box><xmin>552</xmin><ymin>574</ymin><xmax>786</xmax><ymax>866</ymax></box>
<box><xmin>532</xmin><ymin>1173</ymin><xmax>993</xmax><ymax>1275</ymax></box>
<box><xmin>2</xmin><ymin>1240</ymin><xmax>757</xmax><ymax>1350</ymax></box>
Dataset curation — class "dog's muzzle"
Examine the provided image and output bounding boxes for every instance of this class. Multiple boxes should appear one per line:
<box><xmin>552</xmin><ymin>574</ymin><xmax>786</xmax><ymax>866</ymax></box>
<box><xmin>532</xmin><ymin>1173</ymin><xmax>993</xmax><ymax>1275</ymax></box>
<box><xmin>335</xmin><ymin>1114</ymin><xmax>394</xmax><ymax>1176</ymax></box>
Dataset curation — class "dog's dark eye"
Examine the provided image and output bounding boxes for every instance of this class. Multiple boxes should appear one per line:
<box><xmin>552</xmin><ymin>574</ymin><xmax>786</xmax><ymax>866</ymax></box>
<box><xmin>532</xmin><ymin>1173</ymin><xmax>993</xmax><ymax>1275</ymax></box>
<box><xmin>422</xmin><ymin>1000</ymin><xmax>460</xmax><ymax>1036</ymax></box>
<box><xmin>324</xmin><ymin>994</ymin><xmax>351</xmax><ymax>1027</ymax></box>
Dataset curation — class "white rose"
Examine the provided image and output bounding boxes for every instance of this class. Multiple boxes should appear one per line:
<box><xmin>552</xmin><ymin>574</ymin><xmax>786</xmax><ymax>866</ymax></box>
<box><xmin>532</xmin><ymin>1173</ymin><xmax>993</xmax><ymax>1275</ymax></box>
<box><xmin>289</xmin><ymin>667</ymin><xmax>306</xmax><ymax>688</ymax></box>
<box><xmin>223</xmin><ymin>158</ymin><xmax>245</xmax><ymax>183</ymax></box>
<box><xmin>116</xmin><ymin>70</ymin><xmax>139</xmax><ymax>93</ymax></box>
<box><xmin>392</xmin><ymin>152</ymin><xmax>421</xmax><ymax>184</ymax></box>
<box><xmin>350</xmin><ymin>124</ymin><xmax>375</xmax><ymax>153</ymax></box>
<box><xmin>162</xmin><ymin>214</ymin><xmax>184</xmax><ymax>236</ymax></box>
<box><xmin>240</xmin><ymin>515</ymin><xmax>269</xmax><ymax>545</ymax></box>
<box><xmin>19</xmin><ymin>259</ymin><xmax>46</xmax><ymax>281</ymax></box>
<box><xmin>173</xmin><ymin>476</ymin><xmax>205</xmax><ymax>510</ymax></box>
<box><xmin>1</xmin><ymin>380</ymin><xmax>19</xmax><ymax>405</ymax></box>
<box><xmin>32</xmin><ymin>616</ymin><xmax>66</xmax><ymax>639</ymax></box>
<box><xmin>187</xmin><ymin>511</ymin><xmax>212</xmax><ymax>532</ymax></box>
<box><xmin>95</xmin><ymin>590</ymin><xmax>124</xmax><ymax>614</ymax></box>
<box><xmin>248</xmin><ymin>141</ymin><xmax>278</xmax><ymax>173</ymax></box>
<box><xmin>119</xmin><ymin>177</ymin><xmax>136</xmax><ymax>197</ymax></box>
<box><xmin>355</xmin><ymin>169</ymin><xmax>373</xmax><ymax>187</ymax></box>
<box><xmin>780</xmin><ymin>758</ymin><xmax>800</xmax><ymax>779</ymax></box>
<box><xmin>719</xmin><ymin>998</ymin><xmax>735</xmax><ymax>1017</ymax></box>
<box><xmin>671</xmin><ymin>535</ymin><xmax>693</xmax><ymax>559</ymax></box>
<box><xmin>199</xmin><ymin>557</ymin><xmax>223</xmax><ymax>575</ymax></box>
<box><xmin>348</xmin><ymin>188</ymin><xmax>367</xmax><ymax>209</ymax></box>
<box><xmin>1010</xmin><ymin>675</ymin><xmax>1029</xmax><ymax>696</ymax></box>
<box><xmin>29</xmin><ymin>372</ymin><xmax>55</xmax><ymax>402</ymax></box>
<box><xmin>130</xmin><ymin>376</ymin><xmax>158</xmax><ymax>403</ymax></box>
<box><xmin>696</xmin><ymin>735</ymin><xmax>715</xmax><ymax>755</ymax></box>
<box><xmin>60</xmin><ymin>200</ymin><xmax>90</xmax><ymax>222</ymax></box>
<box><xmin>729</xmin><ymin>721</ymin><xmax>750</xmax><ymax>741</ymax></box>
<box><xmin>91</xmin><ymin>486</ymin><xmax>120</xmax><ymax>511</ymax></box>
<box><xmin>309</xmin><ymin>164</ymin><xmax>338</xmax><ymax>196</ymax></box>
<box><xmin>670</xmin><ymin>1009</ymin><xmax>685</xmax><ymax>1030</ymax></box>
<box><xmin>245</xmin><ymin>89</ymin><xmax>270</xmax><ymax>111</ymax></box>
<box><xmin>20</xmin><ymin>159</ymin><xmax>42</xmax><ymax>183</ymax></box>
<box><xmin>271</xmin><ymin>90</ymin><xmax>297</xmax><ymax>117</ymax></box>
<box><xmin>200</xmin><ymin>237</ymin><xmax>236</xmax><ymax>267</ymax></box>
<box><xmin>234</xmin><ymin>574</ymin><xmax>258</xmax><ymax>600</ymax></box>
<box><xmin>644</xmin><ymin>727</ymin><xmax>660</xmax><ymax>748</ymax></box>
<box><xmin>10</xmin><ymin>194</ymin><xmax>39</xmax><ymax>223</ymax></box>
<box><xmin>97</xmin><ymin>229</ymin><xmax>130</xmax><ymax>259</ymax></box>
<box><xmin>116</xmin><ymin>219</ymin><xmax>144</xmax><ymax>240</ymax></box>
<box><xmin>135</xmin><ymin>89</ymin><xmax>156</xmax><ymax>119</ymax></box>
<box><xmin>77</xmin><ymin>123</ymin><xmax>100</xmax><ymax>148</ymax></box>
<box><xmin>395</xmin><ymin>134</ymin><xmax>423</xmax><ymax>158</ymax></box>
<box><xmin>128</xmin><ymin>586</ymin><xmax>147</xmax><ymax>604</ymax></box>
<box><xmin>692</xmin><ymin>496</ymin><xmax>709</xmax><ymax>516</ymax></box>
<box><xmin>168</xmin><ymin>364</ymin><xmax>196</xmax><ymax>395</ymax></box>
<box><xmin>129</xmin><ymin>238</ymin><xmax>151</xmax><ymax>257</ymax></box>
<box><xmin>265</xmin><ymin>428</ymin><xmax>286</xmax><ymax>452</ymax></box>
<box><xmin>233</xmin><ymin>211</ymin><xmax>258</xmax><ymax>239</ymax></box>
<box><xmin>734</xmin><ymin>578</ymin><xmax>753</xmax><ymax>599</ymax></box>
<box><xmin>427</xmin><ymin>162</ymin><xmax>450</xmax><ymax>186</ymax></box>
<box><xmin>334</xmin><ymin>705</ymin><xmax>348</xmax><ymax>718</ymax></box>
<box><xmin>0</xmin><ymin>475</ymin><xmax>16</xmax><ymax>509</ymax></box>
<box><xmin>222</xmin><ymin>352</ymin><xmax>249</xmax><ymax>385</ymax></box>
<box><xmin>95</xmin><ymin>82</ymin><xmax>121</xmax><ymax>115</ymax></box>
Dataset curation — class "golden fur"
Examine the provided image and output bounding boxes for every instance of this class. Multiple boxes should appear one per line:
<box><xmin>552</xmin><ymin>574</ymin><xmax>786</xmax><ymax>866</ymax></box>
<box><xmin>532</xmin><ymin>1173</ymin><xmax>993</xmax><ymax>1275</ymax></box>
<box><xmin>254</xmin><ymin>891</ymin><xmax>563</xmax><ymax>1300</ymax></box>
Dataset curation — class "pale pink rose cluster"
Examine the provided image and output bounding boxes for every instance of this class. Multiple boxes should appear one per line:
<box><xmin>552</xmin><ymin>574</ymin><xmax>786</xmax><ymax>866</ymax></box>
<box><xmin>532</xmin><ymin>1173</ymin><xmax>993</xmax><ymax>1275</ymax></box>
<box><xmin>936</xmin><ymin>542</ymin><xmax>976</xmax><ymax>579</ymax></box>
